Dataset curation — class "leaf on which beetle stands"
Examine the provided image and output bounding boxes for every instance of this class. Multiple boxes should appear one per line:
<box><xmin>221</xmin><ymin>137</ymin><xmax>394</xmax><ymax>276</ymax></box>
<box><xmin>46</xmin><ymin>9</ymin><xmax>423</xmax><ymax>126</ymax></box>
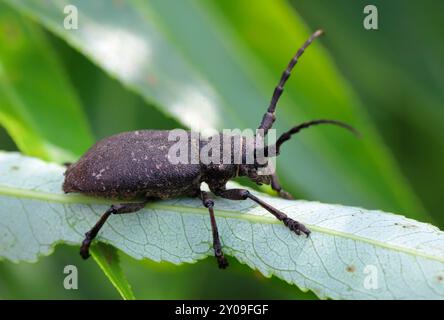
<box><xmin>0</xmin><ymin>151</ymin><xmax>443</xmax><ymax>300</ymax></box>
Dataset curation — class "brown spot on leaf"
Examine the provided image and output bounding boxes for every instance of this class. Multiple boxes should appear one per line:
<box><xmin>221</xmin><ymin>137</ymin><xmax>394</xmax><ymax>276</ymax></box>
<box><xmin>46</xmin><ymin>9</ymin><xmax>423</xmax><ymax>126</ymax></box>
<box><xmin>346</xmin><ymin>265</ymin><xmax>356</xmax><ymax>273</ymax></box>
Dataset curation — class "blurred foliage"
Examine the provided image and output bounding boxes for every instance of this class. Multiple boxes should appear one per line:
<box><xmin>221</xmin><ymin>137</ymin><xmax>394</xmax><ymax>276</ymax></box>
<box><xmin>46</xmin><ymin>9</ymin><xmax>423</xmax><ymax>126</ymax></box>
<box><xmin>294</xmin><ymin>0</ymin><xmax>444</xmax><ymax>227</ymax></box>
<box><xmin>0</xmin><ymin>3</ymin><xmax>93</xmax><ymax>162</ymax></box>
<box><xmin>0</xmin><ymin>244</ymin><xmax>120</xmax><ymax>299</ymax></box>
<box><xmin>0</xmin><ymin>0</ymin><xmax>442</xmax><ymax>299</ymax></box>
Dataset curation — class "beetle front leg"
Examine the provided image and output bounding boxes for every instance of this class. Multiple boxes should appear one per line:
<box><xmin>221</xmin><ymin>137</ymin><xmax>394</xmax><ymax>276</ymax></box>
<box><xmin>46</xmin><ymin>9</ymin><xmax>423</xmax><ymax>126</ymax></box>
<box><xmin>271</xmin><ymin>173</ymin><xmax>294</xmax><ymax>200</ymax></box>
<box><xmin>215</xmin><ymin>188</ymin><xmax>310</xmax><ymax>236</ymax></box>
<box><xmin>80</xmin><ymin>202</ymin><xmax>147</xmax><ymax>259</ymax></box>
<box><xmin>200</xmin><ymin>191</ymin><xmax>229</xmax><ymax>269</ymax></box>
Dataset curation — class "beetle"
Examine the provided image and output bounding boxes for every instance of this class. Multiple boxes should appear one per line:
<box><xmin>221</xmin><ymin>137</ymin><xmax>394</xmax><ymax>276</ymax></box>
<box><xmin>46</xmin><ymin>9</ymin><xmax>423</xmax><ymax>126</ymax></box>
<box><xmin>63</xmin><ymin>30</ymin><xmax>357</xmax><ymax>269</ymax></box>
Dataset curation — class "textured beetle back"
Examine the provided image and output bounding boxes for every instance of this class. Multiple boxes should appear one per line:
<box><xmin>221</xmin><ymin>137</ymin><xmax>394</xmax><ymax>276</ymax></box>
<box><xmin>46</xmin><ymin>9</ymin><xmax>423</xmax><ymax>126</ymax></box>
<box><xmin>63</xmin><ymin>130</ymin><xmax>202</xmax><ymax>199</ymax></box>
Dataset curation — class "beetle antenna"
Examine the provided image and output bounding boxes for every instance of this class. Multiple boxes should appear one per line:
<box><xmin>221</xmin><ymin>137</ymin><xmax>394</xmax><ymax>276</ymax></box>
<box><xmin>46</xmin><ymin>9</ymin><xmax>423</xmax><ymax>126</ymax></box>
<box><xmin>264</xmin><ymin>119</ymin><xmax>359</xmax><ymax>156</ymax></box>
<box><xmin>258</xmin><ymin>29</ymin><xmax>324</xmax><ymax>135</ymax></box>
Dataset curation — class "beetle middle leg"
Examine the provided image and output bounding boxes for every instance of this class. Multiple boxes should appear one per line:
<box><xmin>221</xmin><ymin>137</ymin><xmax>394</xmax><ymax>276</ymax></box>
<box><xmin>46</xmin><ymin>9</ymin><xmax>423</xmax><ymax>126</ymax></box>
<box><xmin>80</xmin><ymin>201</ymin><xmax>147</xmax><ymax>259</ymax></box>
<box><xmin>215</xmin><ymin>188</ymin><xmax>310</xmax><ymax>236</ymax></box>
<box><xmin>200</xmin><ymin>191</ymin><xmax>229</xmax><ymax>269</ymax></box>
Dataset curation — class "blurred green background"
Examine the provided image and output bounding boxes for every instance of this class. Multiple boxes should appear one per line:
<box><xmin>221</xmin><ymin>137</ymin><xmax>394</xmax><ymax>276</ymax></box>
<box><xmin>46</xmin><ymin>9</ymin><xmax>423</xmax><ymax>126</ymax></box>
<box><xmin>0</xmin><ymin>0</ymin><xmax>442</xmax><ymax>299</ymax></box>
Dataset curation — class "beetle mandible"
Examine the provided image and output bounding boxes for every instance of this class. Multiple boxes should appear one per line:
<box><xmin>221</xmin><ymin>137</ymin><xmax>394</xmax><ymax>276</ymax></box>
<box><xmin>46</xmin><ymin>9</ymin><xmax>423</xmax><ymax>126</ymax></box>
<box><xmin>63</xmin><ymin>30</ymin><xmax>357</xmax><ymax>269</ymax></box>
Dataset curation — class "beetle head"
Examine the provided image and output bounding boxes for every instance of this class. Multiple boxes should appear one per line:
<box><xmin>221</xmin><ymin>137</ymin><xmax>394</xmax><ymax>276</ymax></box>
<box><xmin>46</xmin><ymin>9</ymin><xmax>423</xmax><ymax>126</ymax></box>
<box><xmin>238</xmin><ymin>141</ymin><xmax>273</xmax><ymax>185</ymax></box>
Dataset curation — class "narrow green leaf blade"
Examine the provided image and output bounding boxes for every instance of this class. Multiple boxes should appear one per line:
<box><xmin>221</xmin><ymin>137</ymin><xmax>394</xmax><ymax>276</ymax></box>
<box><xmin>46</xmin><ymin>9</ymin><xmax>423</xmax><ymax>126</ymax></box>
<box><xmin>1</xmin><ymin>152</ymin><xmax>443</xmax><ymax>299</ymax></box>
<box><xmin>0</xmin><ymin>3</ymin><xmax>93</xmax><ymax>162</ymax></box>
<box><xmin>90</xmin><ymin>243</ymin><xmax>135</xmax><ymax>300</ymax></box>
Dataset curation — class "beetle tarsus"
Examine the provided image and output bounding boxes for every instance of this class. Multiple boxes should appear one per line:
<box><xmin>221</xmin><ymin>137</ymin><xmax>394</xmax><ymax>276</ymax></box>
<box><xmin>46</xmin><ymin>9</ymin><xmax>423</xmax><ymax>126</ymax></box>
<box><xmin>279</xmin><ymin>190</ymin><xmax>294</xmax><ymax>200</ymax></box>
<box><xmin>80</xmin><ymin>242</ymin><xmax>91</xmax><ymax>259</ymax></box>
<box><xmin>80</xmin><ymin>234</ymin><xmax>92</xmax><ymax>259</ymax></box>
<box><xmin>283</xmin><ymin>217</ymin><xmax>311</xmax><ymax>237</ymax></box>
<box><xmin>216</xmin><ymin>254</ymin><xmax>229</xmax><ymax>269</ymax></box>
<box><xmin>214</xmin><ymin>238</ymin><xmax>229</xmax><ymax>269</ymax></box>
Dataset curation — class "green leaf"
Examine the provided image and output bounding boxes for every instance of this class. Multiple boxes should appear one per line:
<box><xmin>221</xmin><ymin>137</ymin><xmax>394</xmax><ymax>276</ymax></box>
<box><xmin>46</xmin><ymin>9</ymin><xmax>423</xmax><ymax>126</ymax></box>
<box><xmin>0</xmin><ymin>4</ymin><xmax>134</xmax><ymax>300</ymax></box>
<box><xmin>0</xmin><ymin>3</ymin><xmax>92</xmax><ymax>163</ymax></box>
<box><xmin>90</xmin><ymin>243</ymin><xmax>135</xmax><ymax>300</ymax></box>
<box><xmin>1</xmin><ymin>151</ymin><xmax>443</xmax><ymax>299</ymax></box>
<box><xmin>3</xmin><ymin>0</ymin><xmax>426</xmax><ymax>221</ymax></box>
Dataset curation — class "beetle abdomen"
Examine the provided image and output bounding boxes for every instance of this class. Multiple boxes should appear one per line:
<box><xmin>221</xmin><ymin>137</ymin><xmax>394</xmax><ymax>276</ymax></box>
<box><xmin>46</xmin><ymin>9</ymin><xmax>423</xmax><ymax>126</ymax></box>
<box><xmin>63</xmin><ymin>130</ymin><xmax>201</xmax><ymax>199</ymax></box>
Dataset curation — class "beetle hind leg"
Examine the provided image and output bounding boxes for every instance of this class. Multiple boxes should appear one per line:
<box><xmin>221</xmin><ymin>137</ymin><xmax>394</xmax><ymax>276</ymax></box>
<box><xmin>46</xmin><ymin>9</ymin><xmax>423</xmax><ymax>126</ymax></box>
<box><xmin>80</xmin><ymin>201</ymin><xmax>147</xmax><ymax>259</ymax></box>
<box><xmin>200</xmin><ymin>191</ymin><xmax>229</xmax><ymax>269</ymax></box>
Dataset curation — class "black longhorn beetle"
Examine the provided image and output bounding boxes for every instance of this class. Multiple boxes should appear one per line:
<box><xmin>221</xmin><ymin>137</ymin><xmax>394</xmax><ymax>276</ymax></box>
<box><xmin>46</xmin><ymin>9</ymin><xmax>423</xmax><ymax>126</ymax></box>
<box><xmin>63</xmin><ymin>30</ymin><xmax>357</xmax><ymax>268</ymax></box>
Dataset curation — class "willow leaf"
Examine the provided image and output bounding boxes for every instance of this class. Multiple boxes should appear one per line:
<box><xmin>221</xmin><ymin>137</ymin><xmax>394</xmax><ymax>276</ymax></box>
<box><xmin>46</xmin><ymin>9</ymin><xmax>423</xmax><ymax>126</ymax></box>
<box><xmin>0</xmin><ymin>151</ymin><xmax>443</xmax><ymax>299</ymax></box>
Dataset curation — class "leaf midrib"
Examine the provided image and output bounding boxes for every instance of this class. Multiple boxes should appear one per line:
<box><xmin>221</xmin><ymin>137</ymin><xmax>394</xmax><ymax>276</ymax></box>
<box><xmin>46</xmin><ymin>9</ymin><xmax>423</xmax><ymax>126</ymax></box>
<box><xmin>1</xmin><ymin>185</ymin><xmax>442</xmax><ymax>264</ymax></box>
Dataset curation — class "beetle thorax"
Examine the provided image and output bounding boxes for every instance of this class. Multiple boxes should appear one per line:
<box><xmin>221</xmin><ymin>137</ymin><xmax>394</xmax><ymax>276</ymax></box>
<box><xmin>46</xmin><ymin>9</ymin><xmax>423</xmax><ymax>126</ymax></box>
<box><xmin>198</xmin><ymin>133</ymin><xmax>272</xmax><ymax>187</ymax></box>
